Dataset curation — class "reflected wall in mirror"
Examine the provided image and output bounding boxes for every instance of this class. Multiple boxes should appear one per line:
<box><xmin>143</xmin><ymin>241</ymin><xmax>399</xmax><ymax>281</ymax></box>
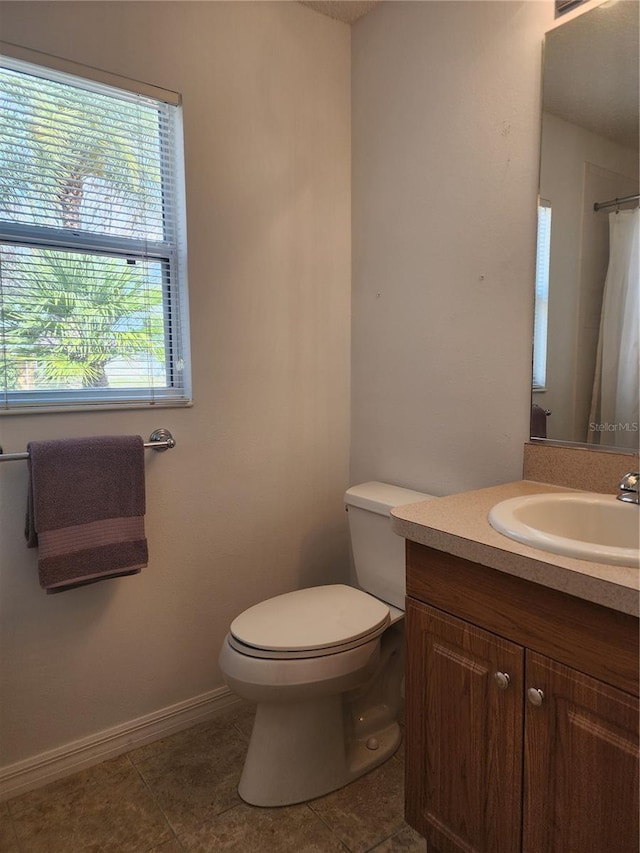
<box><xmin>532</xmin><ymin>0</ymin><xmax>639</xmax><ymax>451</ymax></box>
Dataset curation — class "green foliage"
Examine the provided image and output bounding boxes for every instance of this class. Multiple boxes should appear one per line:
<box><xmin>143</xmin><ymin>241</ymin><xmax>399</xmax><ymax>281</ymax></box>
<box><xmin>1</xmin><ymin>249</ymin><xmax>164</xmax><ymax>389</ymax></box>
<box><xmin>0</xmin><ymin>65</ymin><xmax>168</xmax><ymax>390</ymax></box>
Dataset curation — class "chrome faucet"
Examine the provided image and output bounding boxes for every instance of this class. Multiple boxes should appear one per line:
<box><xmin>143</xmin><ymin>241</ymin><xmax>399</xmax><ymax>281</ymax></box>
<box><xmin>617</xmin><ymin>472</ymin><xmax>640</xmax><ymax>505</ymax></box>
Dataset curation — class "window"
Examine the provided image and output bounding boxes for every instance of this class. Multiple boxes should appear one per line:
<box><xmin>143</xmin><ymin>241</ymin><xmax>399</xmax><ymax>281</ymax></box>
<box><xmin>0</xmin><ymin>48</ymin><xmax>190</xmax><ymax>411</ymax></box>
<box><xmin>533</xmin><ymin>199</ymin><xmax>551</xmax><ymax>392</ymax></box>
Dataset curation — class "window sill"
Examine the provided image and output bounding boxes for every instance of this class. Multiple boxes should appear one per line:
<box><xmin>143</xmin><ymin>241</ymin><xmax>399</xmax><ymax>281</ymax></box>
<box><xmin>0</xmin><ymin>400</ymin><xmax>193</xmax><ymax>416</ymax></box>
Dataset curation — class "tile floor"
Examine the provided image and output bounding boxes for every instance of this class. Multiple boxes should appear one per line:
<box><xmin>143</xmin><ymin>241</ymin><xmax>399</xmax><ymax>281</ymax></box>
<box><xmin>1</xmin><ymin>702</ymin><xmax>427</xmax><ymax>853</ymax></box>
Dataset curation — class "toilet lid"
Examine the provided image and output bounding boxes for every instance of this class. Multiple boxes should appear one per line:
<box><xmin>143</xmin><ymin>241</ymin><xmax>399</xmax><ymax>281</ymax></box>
<box><xmin>230</xmin><ymin>584</ymin><xmax>390</xmax><ymax>653</ymax></box>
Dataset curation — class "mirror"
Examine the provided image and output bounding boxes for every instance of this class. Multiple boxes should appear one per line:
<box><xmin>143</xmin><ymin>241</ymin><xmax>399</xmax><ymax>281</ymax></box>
<box><xmin>532</xmin><ymin>0</ymin><xmax>639</xmax><ymax>450</ymax></box>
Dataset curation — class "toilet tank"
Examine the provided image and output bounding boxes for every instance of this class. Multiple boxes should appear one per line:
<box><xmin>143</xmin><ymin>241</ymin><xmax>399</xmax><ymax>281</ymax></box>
<box><xmin>344</xmin><ymin>482</ymin><xmax>434</xmax><ymax>611</ymax></box>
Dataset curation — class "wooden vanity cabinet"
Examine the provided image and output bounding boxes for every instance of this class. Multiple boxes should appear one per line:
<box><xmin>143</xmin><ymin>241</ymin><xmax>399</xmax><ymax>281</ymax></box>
<box><xmin>405</xmin><ymin>541</ymin><xmax>639</xmax><ymax>853</ymax></box>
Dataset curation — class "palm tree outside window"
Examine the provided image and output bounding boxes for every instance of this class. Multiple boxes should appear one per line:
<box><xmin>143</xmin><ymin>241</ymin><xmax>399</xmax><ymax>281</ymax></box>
<box><xmin>0</xmin><ymin>48</ymin><xmax>190</xmax><ymax>411</ymax></box>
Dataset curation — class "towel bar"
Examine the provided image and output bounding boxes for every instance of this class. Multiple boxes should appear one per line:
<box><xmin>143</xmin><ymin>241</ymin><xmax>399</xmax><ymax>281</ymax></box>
<box><xmin>0</xmin><ymin>428</ymin><xmax>176</xmax><ymax>463</ymax></box>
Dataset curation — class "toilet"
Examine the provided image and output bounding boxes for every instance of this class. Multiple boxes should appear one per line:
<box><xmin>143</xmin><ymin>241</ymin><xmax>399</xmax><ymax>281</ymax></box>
<box><xmin>218</xmin><ymin>481</ymin><xmax>433</xmax><ymax>807</ymax></box>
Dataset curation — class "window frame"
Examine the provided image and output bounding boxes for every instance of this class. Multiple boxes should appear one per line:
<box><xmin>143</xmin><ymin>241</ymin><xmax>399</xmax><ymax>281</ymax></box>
<box><xmin>0</xmin><ymin>43</ymin><xmax>191</xmax><ymax>413</ymax></box>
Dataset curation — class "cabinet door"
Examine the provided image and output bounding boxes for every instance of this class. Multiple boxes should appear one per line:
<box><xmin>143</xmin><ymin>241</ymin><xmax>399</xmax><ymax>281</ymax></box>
<box><xmin>523</xmin><ymin>651</ymin><xmax>639</xmax><ymax>853</ymax></box>
<box><xmin>405</xmin><ymin>598</ymin><xmax>524</xmax><ymax>853</ymax></box>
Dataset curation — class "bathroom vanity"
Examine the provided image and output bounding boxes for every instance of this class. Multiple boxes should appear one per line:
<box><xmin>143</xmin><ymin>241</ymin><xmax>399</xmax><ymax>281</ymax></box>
<box><xmin>392</xmin><ymin>480</ymin><xmax>639</xmax><ymax>853</ymax></box>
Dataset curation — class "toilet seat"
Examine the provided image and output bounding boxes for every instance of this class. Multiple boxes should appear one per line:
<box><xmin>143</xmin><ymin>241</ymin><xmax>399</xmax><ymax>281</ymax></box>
<box><xmin>229</xmin><ymin>584</ymin><xmax>390</xmax><ymax>659</ymax></box>
<box><xmin>227</xmin><ymin>623</ymin><xmax>388</xmax><ymax>660</ymax></box>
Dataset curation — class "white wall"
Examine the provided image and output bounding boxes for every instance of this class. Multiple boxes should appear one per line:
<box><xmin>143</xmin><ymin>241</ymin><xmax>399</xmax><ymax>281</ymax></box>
<box><xmin>0</xmin><ymin>1</ymin><xmax>351</xmax><ymax>775</ymax></box>
<box><xmin>534</xmin><ymin>111</ymin><xmax>638</xmax><ymax>443</ymax></box>
<box><xmin>351</xmin><ymin>0</ymin><xmax>554</xmax><ymax>495</ymax></box>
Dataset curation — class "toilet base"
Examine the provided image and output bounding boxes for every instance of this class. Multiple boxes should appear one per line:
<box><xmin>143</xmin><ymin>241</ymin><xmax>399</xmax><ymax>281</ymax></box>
<box><xmin>236</xmin><ymin>624</ymin><xmax>405</xmax><ymax>807</ymax></box>
<box><xmin>238</xmin><ymin>695</ymin><xmax>401</xmax><ymax>807</ymax></box>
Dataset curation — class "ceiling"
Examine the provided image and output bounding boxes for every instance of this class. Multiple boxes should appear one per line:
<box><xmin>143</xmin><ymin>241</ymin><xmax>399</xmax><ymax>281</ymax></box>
<box><xmin>300</xmin><ymin>0</ymin><xmax>638</xmax><ymax>152</ymax></box>
<box><xmin>543</xmin><ymin>0</ymin><xmax>639</xmax><ymax>150</ymax></box>
<box><xmin>298</xmin><ymin>1</ymin><xmax>381</xmax><ymax>24</ymax></box>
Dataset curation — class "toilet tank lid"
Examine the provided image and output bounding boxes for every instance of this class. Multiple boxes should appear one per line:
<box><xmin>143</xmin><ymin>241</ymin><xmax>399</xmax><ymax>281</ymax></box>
<box><xmin>344</xmin><ymin>481</ymin><xmax>434</xmax><ymax>516</ymax></box>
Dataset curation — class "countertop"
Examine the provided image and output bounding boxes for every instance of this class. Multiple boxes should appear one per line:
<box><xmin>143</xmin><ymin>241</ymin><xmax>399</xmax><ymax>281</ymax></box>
<box><xmin>391</xmin><ymin>480</ymin><xmax>639</xmax><ymax>617</ymax></box>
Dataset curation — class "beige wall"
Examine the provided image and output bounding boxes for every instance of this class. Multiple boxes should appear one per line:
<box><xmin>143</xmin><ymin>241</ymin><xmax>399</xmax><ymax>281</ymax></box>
<box><xmin>0</xmin><ymin>1</ymin><xmax>351</xmax><ymax>774</ymax></box>
<box><xmin>351</xmin><ymin>0</ymin><xmax>554</xmax><ymax>495</ymax></box>
<box><xmin>0</xmin><ymin>0</ymin><xmax>573</xmax><ymax>788</ymax></box>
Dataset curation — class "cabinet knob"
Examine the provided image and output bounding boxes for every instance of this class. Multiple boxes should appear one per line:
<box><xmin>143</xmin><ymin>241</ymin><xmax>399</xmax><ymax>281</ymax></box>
<box><xmin>527</xmin><ymin>687</ymin><xmax>545</xmax><ymax>707</ymax></box>
<box><xmin>494</xmin><ymin>671</ymin><xmax>511</xmax><ymax>690</ymax></box>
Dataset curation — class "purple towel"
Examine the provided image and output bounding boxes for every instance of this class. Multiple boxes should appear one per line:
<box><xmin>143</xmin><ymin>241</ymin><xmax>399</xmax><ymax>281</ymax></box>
<box><xmin>25</xmin><ymin>435</ymin><xmax>148</xmax><ymax>593</ymax></box>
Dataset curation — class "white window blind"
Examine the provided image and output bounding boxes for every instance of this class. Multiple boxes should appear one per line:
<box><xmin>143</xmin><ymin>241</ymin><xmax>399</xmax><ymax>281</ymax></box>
<box><xmin>533</xmin><ymin>200</ymin><xmax>551</xmax><ymax>392</ymax></box>
<box><xmin>0</xmin><ymin>52</ymin><xmax>190</xmax><ymax>411</ymax></box>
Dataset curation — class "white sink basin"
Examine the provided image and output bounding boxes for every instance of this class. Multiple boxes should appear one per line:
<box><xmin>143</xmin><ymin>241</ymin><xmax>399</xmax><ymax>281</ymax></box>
<box><xmin>488</xmin><ymin>492</ymin><xmax>640</xmax><ymax>568</ymax></box>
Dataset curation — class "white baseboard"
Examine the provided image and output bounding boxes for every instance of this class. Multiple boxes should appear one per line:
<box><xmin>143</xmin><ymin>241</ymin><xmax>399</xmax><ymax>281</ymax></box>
<box><xmin>0</xmin><ymin>686</ymin><xmax>242</xmax><ymax>802</ymax></box>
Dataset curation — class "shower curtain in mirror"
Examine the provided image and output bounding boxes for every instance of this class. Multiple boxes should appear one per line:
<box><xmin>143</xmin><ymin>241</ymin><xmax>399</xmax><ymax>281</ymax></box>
<box><xmin>589</xmin><ymin>208</ymin><xmax>639</xmax><ymax>448</ymax></box>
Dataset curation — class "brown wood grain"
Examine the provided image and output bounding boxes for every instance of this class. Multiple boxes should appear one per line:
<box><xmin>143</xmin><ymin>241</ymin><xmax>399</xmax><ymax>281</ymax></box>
<box><xmin>406</xmin><ymin>541</ymin><xmax>639</xmax><ymax>696</ymax></box>
<box><xmin>405</xmin><ymin>541</ymin><xmax>640</xmax><ymax>852</ymax></box>
<box><xmin>523</xmin><ymin>652</ymin><xmax>639</xmax><ymax>853</ymax></box>
<box><xmin>406</xmin><ymin>599</ymin><xmax>524</xmax><ymax>853</ymax></box>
